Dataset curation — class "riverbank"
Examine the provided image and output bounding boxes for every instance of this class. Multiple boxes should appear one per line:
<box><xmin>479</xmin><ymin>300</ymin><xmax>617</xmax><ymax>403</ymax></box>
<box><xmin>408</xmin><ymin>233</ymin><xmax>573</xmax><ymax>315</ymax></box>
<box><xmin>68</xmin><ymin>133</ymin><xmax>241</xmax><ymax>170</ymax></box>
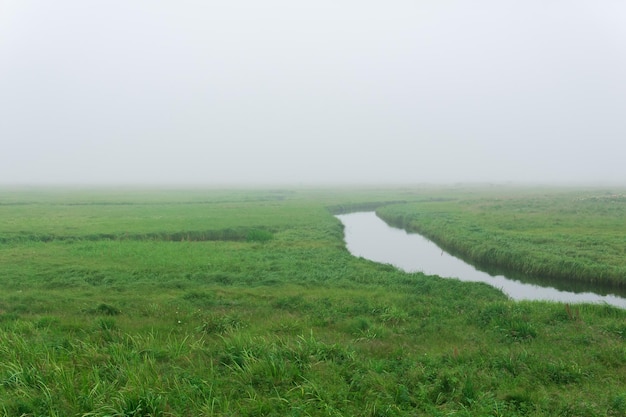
<box><xmin>1</xmin><ymin>186</ymin><xmax>625</xmax><ymax>416</ymax></box>
<box><xmin>376</xmin><ymin>188</ymin><xmax>626</xmax><ymax>289</ymax></box>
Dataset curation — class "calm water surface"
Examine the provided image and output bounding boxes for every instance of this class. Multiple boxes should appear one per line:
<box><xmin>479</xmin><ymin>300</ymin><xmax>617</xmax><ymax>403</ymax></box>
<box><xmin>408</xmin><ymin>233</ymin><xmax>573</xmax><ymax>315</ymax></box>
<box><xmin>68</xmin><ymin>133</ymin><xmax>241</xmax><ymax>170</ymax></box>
<box><xmin>337</xmin><ymin>212</ymin><xmax>626</xmax><ymax>309</ymax></box>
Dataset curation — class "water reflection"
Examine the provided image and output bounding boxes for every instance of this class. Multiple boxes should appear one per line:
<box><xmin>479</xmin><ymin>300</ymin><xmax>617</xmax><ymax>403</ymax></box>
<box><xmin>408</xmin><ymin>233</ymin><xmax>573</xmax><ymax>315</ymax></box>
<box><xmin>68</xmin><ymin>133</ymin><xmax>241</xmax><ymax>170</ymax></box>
<box><xmin>336</xmin><ymin>212</ymin><xmax>626</xmax><ymax>309</ymax></box>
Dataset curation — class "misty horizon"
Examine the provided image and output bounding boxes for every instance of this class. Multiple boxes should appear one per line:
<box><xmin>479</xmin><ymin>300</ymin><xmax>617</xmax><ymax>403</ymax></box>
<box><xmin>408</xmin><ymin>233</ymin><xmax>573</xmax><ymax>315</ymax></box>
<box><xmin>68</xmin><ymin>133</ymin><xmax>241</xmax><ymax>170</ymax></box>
<box><xmin>2</xmin><ymin>1</ymin><xmax>625</xmax><ymax>186</ymax></box>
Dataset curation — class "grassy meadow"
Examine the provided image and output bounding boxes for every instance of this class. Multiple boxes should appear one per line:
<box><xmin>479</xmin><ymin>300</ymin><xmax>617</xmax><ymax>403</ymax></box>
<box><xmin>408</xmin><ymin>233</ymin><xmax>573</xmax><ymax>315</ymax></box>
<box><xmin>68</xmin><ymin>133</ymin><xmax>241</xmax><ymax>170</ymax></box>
<box><xmin>1</xmin><ymin>186</ymin><xmax>626</xmax><ymax>416</ymax></box>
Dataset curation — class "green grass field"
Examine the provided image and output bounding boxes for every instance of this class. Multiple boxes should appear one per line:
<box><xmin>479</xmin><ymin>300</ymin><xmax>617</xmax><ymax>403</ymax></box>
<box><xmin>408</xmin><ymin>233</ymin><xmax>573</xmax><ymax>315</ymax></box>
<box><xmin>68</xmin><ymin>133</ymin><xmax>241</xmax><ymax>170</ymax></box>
<box><xmin>1</xmin><ymin>186</ymin><xmax>626</xmax><ymax>416</ymax></box>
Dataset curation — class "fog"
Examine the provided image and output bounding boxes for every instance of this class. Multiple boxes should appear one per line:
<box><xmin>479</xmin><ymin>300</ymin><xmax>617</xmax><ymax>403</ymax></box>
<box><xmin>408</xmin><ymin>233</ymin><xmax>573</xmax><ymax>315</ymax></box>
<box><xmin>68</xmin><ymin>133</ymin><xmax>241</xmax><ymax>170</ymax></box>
<box><xmin>2</xmin><ymin>1</ymin><xmax>625</xmax><ymax>186</ymax></box>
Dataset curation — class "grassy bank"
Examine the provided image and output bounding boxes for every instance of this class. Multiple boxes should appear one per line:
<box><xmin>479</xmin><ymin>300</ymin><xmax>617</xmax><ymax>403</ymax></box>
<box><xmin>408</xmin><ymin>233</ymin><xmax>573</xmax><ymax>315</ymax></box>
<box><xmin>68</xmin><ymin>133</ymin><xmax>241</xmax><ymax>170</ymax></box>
<box><xmin>1</xmin><ymin>186</ymin><xmax>626</xmax><ymax>416</ymax></box>
<box><xmin>377</xmin><ymin>187</ymin><xmax>626</xmax><ymax>288</ymax></box>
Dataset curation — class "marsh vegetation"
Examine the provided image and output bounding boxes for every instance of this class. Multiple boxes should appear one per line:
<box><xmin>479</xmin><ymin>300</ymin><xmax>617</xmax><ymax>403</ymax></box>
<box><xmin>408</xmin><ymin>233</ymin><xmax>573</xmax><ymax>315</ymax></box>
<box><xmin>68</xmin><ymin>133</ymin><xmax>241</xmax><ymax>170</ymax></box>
<box><xmin>1</xmin><ymin>186</ymin><xmax>625</xmax><ymax>416</ymax></box>
<box><xmin>377</xmin><ymin>189</ymin><xmax>626</xmax><ymax>288</ymax></box>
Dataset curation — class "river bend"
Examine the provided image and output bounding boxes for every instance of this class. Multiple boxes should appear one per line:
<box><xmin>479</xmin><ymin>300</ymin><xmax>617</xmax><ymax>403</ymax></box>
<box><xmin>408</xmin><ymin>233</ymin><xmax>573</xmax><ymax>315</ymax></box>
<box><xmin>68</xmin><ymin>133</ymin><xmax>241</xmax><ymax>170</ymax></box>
<box><xmin>337</xmin><ymin>212</ymin><xmax>626</xmax><ymax>309</ymax></box>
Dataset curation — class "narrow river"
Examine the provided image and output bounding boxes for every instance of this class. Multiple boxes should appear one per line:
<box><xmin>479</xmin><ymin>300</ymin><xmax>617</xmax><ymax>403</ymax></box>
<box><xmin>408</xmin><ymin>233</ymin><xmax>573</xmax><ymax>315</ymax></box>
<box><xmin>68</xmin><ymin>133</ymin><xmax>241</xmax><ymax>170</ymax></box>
<box><xmin>336</xmin><ymin>212</ymin><xmax>626</xmax><ymax>309</ymax></box>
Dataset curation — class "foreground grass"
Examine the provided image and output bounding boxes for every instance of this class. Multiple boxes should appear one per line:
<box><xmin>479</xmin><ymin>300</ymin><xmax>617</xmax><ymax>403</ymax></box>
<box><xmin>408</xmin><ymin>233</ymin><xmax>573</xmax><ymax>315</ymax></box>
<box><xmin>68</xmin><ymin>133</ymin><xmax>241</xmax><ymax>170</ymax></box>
<box><xmin>1</xmin><ymin>186</ymin><xmax>626</xmax><ymax>416</ymax></box>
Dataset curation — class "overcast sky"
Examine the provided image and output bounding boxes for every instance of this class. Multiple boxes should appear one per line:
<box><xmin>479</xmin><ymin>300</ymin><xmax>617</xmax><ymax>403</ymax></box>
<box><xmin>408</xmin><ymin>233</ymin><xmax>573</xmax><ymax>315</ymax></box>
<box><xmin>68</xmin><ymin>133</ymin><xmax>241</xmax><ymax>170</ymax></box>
<box><xmin>2</xmin><ymin>1</ymin><xmax>625</xmax><ymax>186</ymax></box>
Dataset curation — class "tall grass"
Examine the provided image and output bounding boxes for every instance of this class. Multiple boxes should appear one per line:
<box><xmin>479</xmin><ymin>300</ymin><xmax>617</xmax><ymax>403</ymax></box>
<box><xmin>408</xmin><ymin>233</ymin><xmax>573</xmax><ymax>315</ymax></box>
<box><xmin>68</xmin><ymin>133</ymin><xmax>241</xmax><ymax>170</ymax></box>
<box><xmin>377</xmin><ymin>189</ymin><xmax>626</xmax><ymax>288</ymax></box>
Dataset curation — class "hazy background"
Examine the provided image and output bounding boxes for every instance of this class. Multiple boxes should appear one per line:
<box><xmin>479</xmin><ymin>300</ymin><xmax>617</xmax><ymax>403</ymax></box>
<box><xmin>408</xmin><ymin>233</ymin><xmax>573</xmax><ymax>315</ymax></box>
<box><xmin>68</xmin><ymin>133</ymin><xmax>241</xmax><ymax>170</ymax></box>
<box><xmin>2</xmin><ymin>1</ymin><xmax>625</xmax><ymax>186</ymax></box>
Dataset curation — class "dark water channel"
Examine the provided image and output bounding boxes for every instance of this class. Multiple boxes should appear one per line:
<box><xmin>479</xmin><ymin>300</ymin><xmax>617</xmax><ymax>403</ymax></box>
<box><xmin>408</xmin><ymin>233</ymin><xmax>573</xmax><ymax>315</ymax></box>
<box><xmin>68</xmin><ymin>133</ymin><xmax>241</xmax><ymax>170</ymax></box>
<box><xmin>336</xmin><ymin>212</ymin><xmax>626</xmax><ymax>309</ymax></box>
